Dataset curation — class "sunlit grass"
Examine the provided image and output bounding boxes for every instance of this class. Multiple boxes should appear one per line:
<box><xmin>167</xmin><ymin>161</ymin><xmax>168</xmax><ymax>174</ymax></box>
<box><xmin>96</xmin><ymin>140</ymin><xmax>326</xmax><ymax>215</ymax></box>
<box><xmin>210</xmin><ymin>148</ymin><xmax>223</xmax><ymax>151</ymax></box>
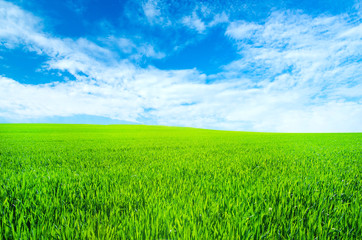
<box><xmin>0</xmin><ymin>124</ymin><xmax>361</xmax><ymax>239</ymax></box>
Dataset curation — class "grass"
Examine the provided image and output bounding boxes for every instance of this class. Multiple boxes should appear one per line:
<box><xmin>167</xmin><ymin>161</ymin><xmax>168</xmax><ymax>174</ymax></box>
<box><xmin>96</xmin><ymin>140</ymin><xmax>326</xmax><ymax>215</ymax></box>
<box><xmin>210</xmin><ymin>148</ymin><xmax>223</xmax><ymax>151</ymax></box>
<box><xmin>0</xmin><ymin>124</ymin><xmax>361</xmax><ymax>239</ymax></box>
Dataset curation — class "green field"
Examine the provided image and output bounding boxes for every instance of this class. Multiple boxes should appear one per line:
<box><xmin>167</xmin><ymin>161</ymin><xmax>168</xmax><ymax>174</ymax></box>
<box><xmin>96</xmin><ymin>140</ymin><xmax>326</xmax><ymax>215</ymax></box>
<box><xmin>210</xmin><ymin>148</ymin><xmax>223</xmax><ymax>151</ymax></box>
<box><xmin>0</xmin><ymin>124</ymin><xmax>361</xmax><ymax>239</ymax></box>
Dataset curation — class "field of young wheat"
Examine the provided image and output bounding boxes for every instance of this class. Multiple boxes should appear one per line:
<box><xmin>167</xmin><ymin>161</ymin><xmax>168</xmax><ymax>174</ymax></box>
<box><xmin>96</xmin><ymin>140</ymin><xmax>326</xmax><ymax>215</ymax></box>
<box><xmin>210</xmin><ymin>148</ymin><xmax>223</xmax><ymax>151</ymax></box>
<box><xmin>0</xmin><ymin>124</ymin><xmax>361</xmax><ymax>239</ymax></box>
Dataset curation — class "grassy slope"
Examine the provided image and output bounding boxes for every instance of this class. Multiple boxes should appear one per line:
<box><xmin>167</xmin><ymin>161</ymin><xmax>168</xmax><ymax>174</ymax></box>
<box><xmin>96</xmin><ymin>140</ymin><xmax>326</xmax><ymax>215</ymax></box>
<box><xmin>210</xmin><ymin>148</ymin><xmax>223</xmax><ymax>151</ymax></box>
<box><xmin>0</xmin><ymin>124</ymin><xmax>361</xmax><ymax>239</ymax></box>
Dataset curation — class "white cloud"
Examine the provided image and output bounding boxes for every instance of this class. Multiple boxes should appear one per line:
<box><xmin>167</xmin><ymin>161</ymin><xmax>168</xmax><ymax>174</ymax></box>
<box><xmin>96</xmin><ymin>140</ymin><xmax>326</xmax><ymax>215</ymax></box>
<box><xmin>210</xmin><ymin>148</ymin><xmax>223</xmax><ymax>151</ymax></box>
<box><xmin>181</xmin><ymin>8</ymin><xmax>229</xmax><ymax>33</ymax></box>
<box><xmin>143</xmin><ymin>0</ymin><xmax>160</xmax><ymax>20</ymax></box>
<box><xmin>181</xmin><ymin>12</ymin><xmax>206</xmax><ymax>33</ymax></box>
<box><xmin>226</xmin><ymin>21</ymin><xmax>262</xmax><ymax>39</ymax></box>
<box><xmin>118</xmin><ymin>38</ymin><xmax>136</xmax><ymax>52</ymax></box>
<box><xmin>103</xmin><ymin>36</ymin><xmax>165</xmax><ymax>59</ymax></box>
<box><xmin>142</xmin><ymin>0</ymin><xmax>171</xmax><ymax>26</ymax></box>
<box><xmin>275</xmin><ymin>102</ymin><xmax>362</xmax><ymax>133</ymax></box>
<box><xmin>209</xmin><ymin>12</ymin><xmax>229</xmax><ymax>27</ymax></box>
<box><xmin>138</xmin><ymin>44</ymin><xmax>165</xmax><ymax>59</ymax></box>
<box><xmin>221</xmin><ymin>10</ymin><xmax>362</xmax><ymax>131</ymax></box>
<box><xmin>0</xmin><ymin>76</ymin><xmax>143</xmax><ymax>121</ymax></box>
<box><xmin>140</xmin><ymin>2</ymin><xmax>229</xmax><ymax>33</ymax></box>
<box><xmin>0</xmin><ymin>0</ymin><xmax>361</xmax><ymax>132</ymax></box>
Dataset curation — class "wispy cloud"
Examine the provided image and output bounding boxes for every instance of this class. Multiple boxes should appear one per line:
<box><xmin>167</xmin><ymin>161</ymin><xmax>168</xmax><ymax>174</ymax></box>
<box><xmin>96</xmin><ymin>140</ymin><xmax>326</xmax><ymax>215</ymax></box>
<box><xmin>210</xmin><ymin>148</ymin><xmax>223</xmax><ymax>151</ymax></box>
<box><xmin>103</xmin><ymin>36</ymin><xmax>165</xmax><ymax>60</ymax></box>
<box><xmin>142</xmin><ymin>0</ymin><xmax>171</xmax><ymax>26</ymax></box>
<box><xmin>226</xmin><ymin>21</ymin><xmax>262</xmax><ymax>39</ymax></box>
<box><xmin>139</xmin><ymin>1</ymin><xmax>229</xmax><ymax>33</ymax></box>
<box><xmin>0</xmin><ymin>0</ymin><xmax>361</xmax><ymax>132</ymax></box>
<box><xmin>221</xmin><ymin>10</ymin><xmax>362</xmax><ymax>131</ymax></box>
<box><xmin>181</xmin><ymin>6</ymin><xmax>229</xmax><ymax>33</ymax></box>
<box><xmin>181</xmin><ymin>12</ymin><xmax>206</xmax><ymax>33</ymax></box>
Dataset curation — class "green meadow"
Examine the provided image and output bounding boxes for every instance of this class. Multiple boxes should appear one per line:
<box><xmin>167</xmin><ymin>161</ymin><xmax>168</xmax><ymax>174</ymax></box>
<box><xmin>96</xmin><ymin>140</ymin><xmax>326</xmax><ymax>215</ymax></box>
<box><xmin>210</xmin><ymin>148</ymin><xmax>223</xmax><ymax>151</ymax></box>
<box><xmin>0</xmin><ymin>124</ymin><xmax>361</xmax><ymax>239</ymax></box>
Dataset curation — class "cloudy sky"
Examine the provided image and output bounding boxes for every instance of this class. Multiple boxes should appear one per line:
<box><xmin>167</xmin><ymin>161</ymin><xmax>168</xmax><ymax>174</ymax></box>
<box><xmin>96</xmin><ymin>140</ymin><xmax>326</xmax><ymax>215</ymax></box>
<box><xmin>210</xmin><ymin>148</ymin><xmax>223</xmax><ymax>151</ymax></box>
<box><xmin>0</xmin><ymin>0</ymin><xmax>361</xmax><ymax>132</ymax></box>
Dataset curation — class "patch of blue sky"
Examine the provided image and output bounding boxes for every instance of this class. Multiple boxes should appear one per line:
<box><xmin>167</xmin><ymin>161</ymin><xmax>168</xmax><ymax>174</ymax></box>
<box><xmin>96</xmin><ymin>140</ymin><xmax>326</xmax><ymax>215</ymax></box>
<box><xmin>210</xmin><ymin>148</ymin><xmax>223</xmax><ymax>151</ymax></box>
<box><xmin>150</xmin><ymin>27</ymin><xmax>238</xmax><ymax>74</ymax></box>
<box><xmin>180</xmin><ymin>102</ymin><xmax>197</xmax><ymax>106</ymax></box>
<box><xmin>283</xmin><ymin>0</ymin><xmax>355</xmax><ymax>16</ymax></box>
<box><xmin>9</xmin><ymin>0</ymin><xmax>129</xmax><ymax>38</ymax></box>
<box><xmin>0</xmin><ymin>47</ymin><xmax>75</xmax><ymax>84</ymax></box>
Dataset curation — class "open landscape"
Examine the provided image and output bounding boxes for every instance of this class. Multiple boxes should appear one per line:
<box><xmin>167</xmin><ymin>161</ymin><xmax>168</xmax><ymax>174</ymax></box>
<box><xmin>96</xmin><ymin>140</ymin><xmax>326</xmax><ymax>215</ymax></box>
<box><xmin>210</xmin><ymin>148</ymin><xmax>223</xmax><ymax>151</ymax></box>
<box><xmin>0</xmin><ymin>1</ymin><xmax>361</xmax><ymax>238</ymax></box>
<box><xmin>0</xmin><ymin>124</ymin><xmax>361</xmax><ymax>239</ymax></box>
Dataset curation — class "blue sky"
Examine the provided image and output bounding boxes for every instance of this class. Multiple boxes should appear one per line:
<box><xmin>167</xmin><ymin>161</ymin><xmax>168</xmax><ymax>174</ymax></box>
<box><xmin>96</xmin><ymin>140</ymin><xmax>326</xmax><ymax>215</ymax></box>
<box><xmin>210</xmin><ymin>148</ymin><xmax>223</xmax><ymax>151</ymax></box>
<box><xmin>0</xmin><ymin>0</ymin><xmax>361</xmax><ymax>132</ymax></box>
